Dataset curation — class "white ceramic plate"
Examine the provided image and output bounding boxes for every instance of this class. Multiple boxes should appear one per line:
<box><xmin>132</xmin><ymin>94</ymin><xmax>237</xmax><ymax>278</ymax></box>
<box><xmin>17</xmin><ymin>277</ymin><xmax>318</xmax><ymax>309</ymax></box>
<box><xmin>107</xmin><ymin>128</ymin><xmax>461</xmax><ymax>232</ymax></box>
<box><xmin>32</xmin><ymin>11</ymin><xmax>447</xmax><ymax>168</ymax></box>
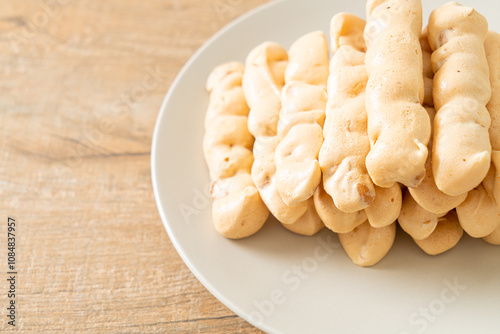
<box><xmin>151</xmin><ymin>0</ymin><xmax>500</xmax><ymax>333</ymax></box>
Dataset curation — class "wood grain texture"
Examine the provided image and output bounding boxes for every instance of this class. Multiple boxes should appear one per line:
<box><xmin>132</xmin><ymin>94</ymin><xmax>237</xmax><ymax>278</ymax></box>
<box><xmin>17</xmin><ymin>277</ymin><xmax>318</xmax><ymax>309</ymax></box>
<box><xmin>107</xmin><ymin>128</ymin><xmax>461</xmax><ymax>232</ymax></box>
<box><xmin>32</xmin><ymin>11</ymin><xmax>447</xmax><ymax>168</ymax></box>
<box><xmin>0</xmin><ymin>0</ymin><xmax>270</xmax><ymax>332</ymax></box>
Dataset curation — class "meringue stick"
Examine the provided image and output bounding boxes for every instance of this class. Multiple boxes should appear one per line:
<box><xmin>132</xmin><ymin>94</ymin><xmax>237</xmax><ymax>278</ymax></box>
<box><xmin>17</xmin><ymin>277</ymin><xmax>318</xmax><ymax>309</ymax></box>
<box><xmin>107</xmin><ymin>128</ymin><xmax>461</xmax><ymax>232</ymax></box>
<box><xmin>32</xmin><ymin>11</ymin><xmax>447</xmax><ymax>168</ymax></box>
<box><xmin>203</xmin><ymin>62</ymin><xmax>269</xmax><ymax>238</ymax></box>
<box><xmin>315</xmin><ymin>168</ymin><xmax>400</xmax><ymax>234</ymax></box>
<box><xmin>321</xmin><ymin>13</ymin><xmax>401</xmax><ymax>228</ymax></box>
<box><xmin>275</xmin><ymin>31</ymin><xmax>329</xmax><ymax>207</ymax></box>
<box><xmin>428</xmin><ymin>2</ymin><xmax>492</xmax><ymax>196</ymax></box>
<box><xmin>243</xmin><ymin>43</ymin><xmax>324</xmax><ymax>234</ymax></box>
<box><xmin>338</xmin><ymin>221</ymin><xmax>396</xmax><ymax>267</ymax></box>
<box><xmin>243</xmin><ymin>42</ymin><xmax>307</xmax><ymax>225</ymax></box>
<box><xmin>414</xmin><ymin>211</ymin><xmax>463</xmax><ymax>256</ymax></box>
<box><xmin>408</xmin><ymin>107</ymin><xmax>467</xmax><ymax>213</ymax></box>
<box><xmin>408</xmin><ymin>30</ymin><xmax>467</xmax><ymax>212</ymax></box>
<box><xmin>363</xmin><ymin>0</ymin><xmax>430</xmax><ymax>188</ymax></box>
<box><xmin>281</xmin><ymin>197</ymin><xmax>325</xmax><ymax>236</ymax></box>
<box><xmin>482</xmin><ymin>32</ymin><xmax>500</xmax><ymax>243</ymax></box>
<box><xmin>398</xmin><ymin>188</ymin><xmax>443</xmax><ymax>241</ymax></box>
<box><xmin>483</xmin><ymin>224</ymin><xmax>500</xmax><ymax>245</ymax></box>
<box><xmin>484</xmin><ymin>31</ymin><xmax>500</xmax><ymax>208</ymax></box>
<box><xmin>319</xmin><ymin>13</ymin><xmax>376</xmax><ymax>213</ymax></box>
<box><xmin>456</xmin><ymin>185</ymin><xmax>500</xmax><ymax>238</ymax></box>
<box><xmin>313</xmin><ymin>183</ymin><xmax>367</xmax><ymax>233</ymax></box>
<box><xmin>365</xmin><ymin>184</ymin><xmax>401</xmax><ymax>228</ymax></box>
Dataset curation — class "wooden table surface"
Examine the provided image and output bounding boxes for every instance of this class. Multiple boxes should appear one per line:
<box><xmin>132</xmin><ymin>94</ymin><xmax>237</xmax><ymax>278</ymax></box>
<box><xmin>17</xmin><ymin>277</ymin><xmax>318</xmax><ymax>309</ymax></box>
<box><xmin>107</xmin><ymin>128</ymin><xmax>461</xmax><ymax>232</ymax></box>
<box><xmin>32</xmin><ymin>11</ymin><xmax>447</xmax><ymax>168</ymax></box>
<box><xmin>0</xmin><ymin>0</ymin><xmax>270</xmax><ymax>332</ymax></box>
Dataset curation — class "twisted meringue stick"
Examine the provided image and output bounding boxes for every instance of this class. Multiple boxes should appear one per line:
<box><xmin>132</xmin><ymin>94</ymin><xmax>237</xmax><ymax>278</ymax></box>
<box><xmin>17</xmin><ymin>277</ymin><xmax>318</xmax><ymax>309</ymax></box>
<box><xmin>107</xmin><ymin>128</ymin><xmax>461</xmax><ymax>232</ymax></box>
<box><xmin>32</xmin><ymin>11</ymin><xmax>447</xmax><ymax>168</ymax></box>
<box><xmin>399</xmin><ymin>189</ymin><xmax>445</xmax><ymax>241</ymax></box>
<box><xmin>338</xmin><ymin>221</ymin><xmax>396</xmax><ymax>267</ymax></box>
<box><xmin>314</xmin><ymin>182</ymin><xmax>367</xmax><ymax>234</ymax></box>
<box><xmin>313</xmin><ymin>16</ymin><xmax>369</xmax><ymax>234</ymax></box>
<box><xmin>407</xmin><ymin>108</ymin><xmax>468</xmax><ymax>214</ymax></box>
<box><xmin>400</xmin><ymin>108</ymin><xmax>464</xmax><ymax>253</ymax></box>
<box><xmin>399</xmin><ymin>28</ymin><xmax>464</xmax><ymax>253</ymax></box>
<box><xmin>428</xmin><ymin>2</ymin><xmax>492</xmax><ymax>196</ymax></box>
<box><xmin>243</xmin><ymin>42</ymin><xmax>323</xmax><ymax>235</ymax></box>
<box><xmin>275</xmin><ymin>31</ymin><xmax>329</xmax><ymax>206</ymax></box>
<box><xmin>319</xmin><ymin>13</ymin><xmax>376</xmax><ymax>213</ymax></box>
<box><xmin>483</xmin><ymin>32</ymin><xmax>500</xmax><ymax>207</ymax></box>
<box><xmin>413</xmin><ymin>211</ymin><xmax>463</xmax><ymax>256</ymax></box>
<box><xmin>272</xmin><ymin>32</ymin><xmax>330</xmax><ymax>236</ymax></box>
<box><xmin>363</xmin><ymin>0</ymin><xmax>431</xmax><ymax>188</ymax></box>
<box><xmin>319</xmin><ymin>13</ymin><xmax>399</xmax><ymax>266</ymax></box>
<box><xmin>482</xmin><ymin>31</ymin><xmax>500</xmax><ymax>245</ymax></box>
<box><xmin>456</xmin><ymin>184</ymin><xmax>500</xmax><ymax>238</ymax></box>
<box><xmin>407</xmin><ymin>29</ymin><xmax>467</xmax><ymax>214</ymax></box>
<box><xmin>455</xmin><ymin>30</ymin><xmax>500</xmax><ymax>240</ymax></box>
<box><xmin>242</xmin><ymin>42</ymin><xmax>306</xmax><ymax>225</ymax></box>
<box><xmin>203</xmin><ymin>62</ymin><xmax>269</xmax><ymax>238</ymax></box>
<box><xmin>338</xmin><ymin>182</ymin><xmax>400</xmax><ymax>266</ymax></box>
<box><xmin>321</xmin><ymin>13</ymin><xmax>401</xmax><ymax>228</ymax></box>
<box><xmin>484</xmin><ymin>228</ymin><xmax>500</xmax><ymax>246</ymax></box>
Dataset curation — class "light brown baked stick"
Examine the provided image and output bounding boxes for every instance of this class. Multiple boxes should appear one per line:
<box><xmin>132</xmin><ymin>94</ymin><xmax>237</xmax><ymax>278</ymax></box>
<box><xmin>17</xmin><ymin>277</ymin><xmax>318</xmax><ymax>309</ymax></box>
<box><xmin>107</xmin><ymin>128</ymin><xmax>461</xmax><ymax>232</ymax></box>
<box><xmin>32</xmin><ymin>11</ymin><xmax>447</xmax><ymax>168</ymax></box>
<box><xmin>363</xmin><ymin>0</ymin><xmax>430</xmax><ymax>188</ymax></box>
<box><xmin>365</xmin><ymin>184</ymin><xmax>401</xmax><ymax>228</ymax></box>
<box><xmin>275</xmin><ymin>31</ymin><xmax>329</xmax><ymax>207</ymax></box>
<box><xmin>314</xmin><ymin>183</ymin><xmax>367</xmax><ymax>233</ymax></box>
<box><xmin>483</xmin><ymin>31</ymin><xmax>500</xmax><ymax>208</ymax></box>
<box><xmin>204</xmin><ymin>62</ymin><xmax>269</xmax><ymax>238</ymax></box>
<box><xmin>398</xmin><ymin>189</ymin><xmax>443</xmax><ymax>241</ymax></box>
<box><xmin>273</xmin><ymin>31</ymin><xmax>329</xmax><ymax>236</ymax></box>
<box><xmin>414</xmin><ymin>211</ymin><xmax>463</xmax><ymax>255</ymax></box>
<box><xmin>244</xmin><ymin>41</ymin><xmax>324</xmax><ymax>236</ymax></box>
<box><xmin>319</xmin><ymin>13</ymin><xmax>375</xmax><ymax>213</ymax></box>
<box><xmin>281</xmin><ymin>198</ymin><xmax>324</xmax><ymax>236</ymax></box>
<box><xmin>317</xmin><ymin>13</ymin><xmax>400</xmax><ymax>240</ymax></box>
<box><xmin>408</xmin><ymin>30</ymin><xmax>467</xmax><ymax>212</ymax></box>
<box><xmin>478</xmin><ymin>31</ymin><xmax>500</xmax><ymax>245</ymax></box>
<box><xmin>456</xmin><ymin>184</ymin><xmax>500</xmax><ymax>238</ymax></box>
<box><xmin>428</xmin><ymin>2</ymin><xmax>492</xmax><ymax>196</ymax></box>
<box><xmin>408</xmin><ymin>28</ymin><xmax>467</xmax><ymax>214</ymax></box>
<box><xmin>243</xmin><ymin>42</ymin><xmax>308</xmax><ymax>225</ymax></box>
<box><xmin>408</xmin><ymin>107</ymin><xmax>467</xmax><ymax>213</ymax></box>
<box><xmin>319</xmin><ymin>12</ymin><xmax>400</xmax><ymax>246</ymax></box>
<box><xmin>483</xmin><ymin>224</ymin><xmax>500</xmax><ymax>245</ymax></box>
<box><xmin>338</xmin><ymin>221</ymin><xmax>396</xmax><ymax>267</ymax></box>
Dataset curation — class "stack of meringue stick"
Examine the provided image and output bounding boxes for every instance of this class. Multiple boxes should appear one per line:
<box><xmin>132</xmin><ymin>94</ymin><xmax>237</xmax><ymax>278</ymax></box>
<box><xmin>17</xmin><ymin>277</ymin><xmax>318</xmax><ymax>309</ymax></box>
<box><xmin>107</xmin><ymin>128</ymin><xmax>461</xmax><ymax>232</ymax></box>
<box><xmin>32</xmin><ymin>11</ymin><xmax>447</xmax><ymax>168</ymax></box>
<box><xmin>202</xmin><ymin>0</ymin><xmax>500</xmax><ymax>266</ymax></box>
